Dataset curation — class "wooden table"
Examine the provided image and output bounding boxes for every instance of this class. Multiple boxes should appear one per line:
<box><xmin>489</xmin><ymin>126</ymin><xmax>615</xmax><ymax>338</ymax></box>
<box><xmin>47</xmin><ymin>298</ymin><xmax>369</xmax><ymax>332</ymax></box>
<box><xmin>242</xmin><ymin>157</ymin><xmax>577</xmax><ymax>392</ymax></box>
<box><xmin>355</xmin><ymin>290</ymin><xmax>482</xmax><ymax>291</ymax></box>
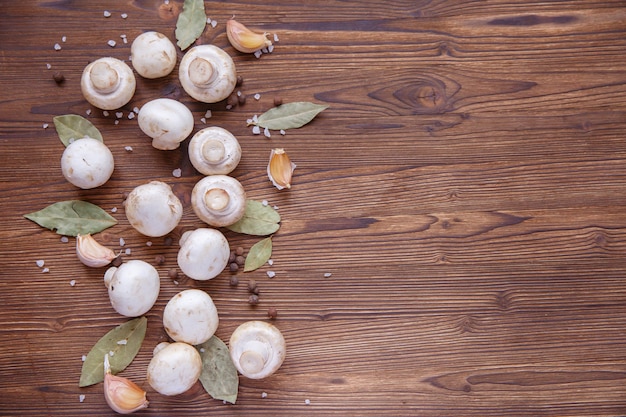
<box><xmin>2</xmin><ymin>1</ymin><xmax>626</xmax><ymax>415</ymax></box>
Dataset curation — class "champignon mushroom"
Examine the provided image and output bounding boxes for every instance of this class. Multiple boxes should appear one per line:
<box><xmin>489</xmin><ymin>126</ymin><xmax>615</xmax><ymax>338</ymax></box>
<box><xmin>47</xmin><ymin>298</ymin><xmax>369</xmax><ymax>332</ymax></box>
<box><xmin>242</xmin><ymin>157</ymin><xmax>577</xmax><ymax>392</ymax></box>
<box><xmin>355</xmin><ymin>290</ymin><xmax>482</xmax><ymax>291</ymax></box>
<box><xmin>147</xmin><ymin>342</ymin><xmax>202</xmax><ymax>396</ymax></box>
<box><xmin>61</xmin><ymin>137</ymin><xmax>114</xmax><ymax>189</ymax></box>
<box><xmin>177</xmin><ymin>228</ymin><xmax>230</xmax><ymax>281</ymax></box>
<box><xmin>137</xmin><ymin>98</ymin><xmax>194</xmax><ymax>150</ymax></box>
<box><xmin>130</xmin><ymin>31</ymin><xmax>177</xmax><ymax>79</ymax></box>
<box><xmin>178</xmin><ymin>45</ymin><xmax>237</xmax><ymax>103</ymax></box>
<box><xmin>163</xmin><ymin>289</ymin><xmax>219</xmax><ymax>345</ymax></box>
<box><xmin>80</xmin><ymin>57</ymin><xmax>136</xmax><ymax>110</ymax></box>
<box><xmin>188</xmin><ymin>127</ymin><xmax>242</xmax><ymax>175</ymax></box>
<box><xmin>229</xmin><ymin>321</ymin><xmax>286</xmax><ymax>379</ymax></box>
<box><xmin>124</xmin><ymin>181</ymin><xmax>183</xmax><ymax>237</ymax></box>
<box><xmin>104</xmin><ymin>260</ymin><xmax>160</xmax><ymax>317</ymax></box>
<box><xmin>191</xmin><ymin>175</ymin><xmax>246</xmax><ymax>227</ymax></box>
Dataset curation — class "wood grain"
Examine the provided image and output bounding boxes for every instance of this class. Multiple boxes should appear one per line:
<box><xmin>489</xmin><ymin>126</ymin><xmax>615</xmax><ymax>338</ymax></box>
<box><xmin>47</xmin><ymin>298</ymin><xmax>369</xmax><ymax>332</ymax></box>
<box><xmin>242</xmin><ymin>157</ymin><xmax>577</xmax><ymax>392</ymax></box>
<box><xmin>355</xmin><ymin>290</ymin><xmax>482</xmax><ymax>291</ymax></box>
<box><xmin>2</xmin><ymin>0</ymin><xmax>626</xmax><ymax>415</ymax></box>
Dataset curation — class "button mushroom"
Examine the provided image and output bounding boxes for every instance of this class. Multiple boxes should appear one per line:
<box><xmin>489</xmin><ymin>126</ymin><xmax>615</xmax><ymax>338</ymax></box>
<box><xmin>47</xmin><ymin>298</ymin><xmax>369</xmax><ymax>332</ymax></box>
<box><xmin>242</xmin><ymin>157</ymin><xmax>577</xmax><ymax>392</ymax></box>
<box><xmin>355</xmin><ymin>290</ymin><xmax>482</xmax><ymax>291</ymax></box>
<box><xmin>124</xmin><ymin>181</ymin><xmax>183</xmax><ymax>237</ymax></box>
<box><xmin>178</xmin><ymin>45</ymin><xmax>237</xmax><ymax>103</ymax></box>
<box><xmin>80</xmin><ymin>57</ymin><xmax>136</xmax><ymax>110</ymax></box>
<box><xmin>163</xmin><ymin>289</ymin><xmax>219</xmax><ymax>345</ymax></box>
<box><xmin>104</xmin><ymin>260</ymin><xmax>160</xmax><ymax>317</ymax></box>
<box><xmin>61</xmin><ymin>137</ymin><xmax>114</xmax><ymax>189</ymax></box>
<box><xmin>188</xmin><ymin>126</ymin><xmax>242</xmax><ymax>175</ymax></box>
<box><xmin>147</xmin><ymin>342</ymin><xmax>202</xmax><ymax>396</ymax></box>
<box><xmin>130</xmin><ymin>31</ymin><xmax>177</xmax><ymax>79</ymax></box>
<box><xmin>137</xmin><ymin>98</ymin><xmax>194</xmax><ymax>150</ymax></box>
<box><xmin>229</xmin><ymin>321</ymin><xmax>286</xmax><ymax>379</ymax></box>
<box><xmin>177</xmin><ymin>228</ymin><xmax>230</xmax><ymax>281</ymax></box>
<box><xmin>191</xmin><ymin>175</ymin><xmax>246</xmax><ymax>227</ymax></box>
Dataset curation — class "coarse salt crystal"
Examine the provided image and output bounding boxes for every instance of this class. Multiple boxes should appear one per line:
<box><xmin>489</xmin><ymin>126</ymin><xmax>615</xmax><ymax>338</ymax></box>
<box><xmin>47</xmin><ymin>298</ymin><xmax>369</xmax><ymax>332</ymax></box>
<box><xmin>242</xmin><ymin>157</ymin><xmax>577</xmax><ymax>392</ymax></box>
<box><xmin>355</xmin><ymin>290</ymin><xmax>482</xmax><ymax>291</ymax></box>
<box><xmin>81</xmin><ymin>355</ymin><xmax>87</xmax><ymax>362</ymax></box>
<box><xmin>273</xmin><ymin>205</ymin><xmax>279</xmax><ymax>210</ymax></box>
<box><xmin>36</xmin><ymin>260</ymin><xmax>45</xmax><ymax>268</ymax></box>
<box><xmin>252</xmin><ymin>114</ymin><xmax>259</xmax><ymax>123</ymax></box>
<box><xmin>305</xmin><ymin>399</ymin><xmax>311</xmax><ymax>405</ymax></box>
<box><xmin>280</xmin><ymin>129</ymin><xmax>286</xmax><ymax>135</ymax></box>
<box><xmin>205</xmin><ymin>110</ymin><xmax>212</xmax><ymax>118</ymax></box>
<box><xmin>211</xmin><ymin>20</ymin><xmax>217</xmax><ymax>27</ymax></box>
<box><xmin>107</xmin><ymin>40</ymin><xmax>116</xmax><ymax>47</ymax></box>
<box><xmin>124</xmin><ymin>146</ymin><xmax>133</xmax><ymax>152</ymax></box>
<box><xmin>254</xmin><ymin>93</ymin><xmax>261</xmax><ymax>100</ymax></box>
<box><xmin>103</xmin><ymin>10</ymin><xmax>111</xmax><ymax>17</ymax></box>
<box><xmin>43</xmin><ymin>123</ymin><xmax>49</xmax><ymax>129</ymax></box>
<box><xmin>261</xmin><ymin>47</ymin><xmax>269</xmax><ymax>54</ymax></box>
<box><xmin>261</xmin><ymin>392</ymin><xmax>268</xmax><ymax>398</ymax></box>
<box><xmin>200</xmin><ymin>117</ymin><xmax>207</xmax><ymax>124</ymax></box>
<box><xmin>199</xmin><ymin>348</ymin><xmax>205</xmax><ymax>353</ymax></box>
<box><xmin>69</xmin><ymin>280</ymin><xmax>76</xmax><ymax>286</ymax></box>
<box><xmin>79</xmin><ymin>394</ymin><xmax>86</xmax><ymax>403</ymax></box>
<box><xmin>274</xmin><ymin>33</ymin><xmax>280</xmax><ymax>42</ymax></box>
<box><xmin>252</xmin><ymin>125</ymin><xmax>261</xmax><ymax>135</ymax></box>
<box><xmin>127</xmin><ymin>112</ymin><xmax>135</xmax><ymax>119</ymax></box>
<box><xmin>146</xmin><ymin>241</ymin><xmax>153</xmax><ymax>247</ymax></box>
<box><xmin>103</xmin><ymin>110</ymin><xmax>109</xmax><ymax>117</ymax></box>
<box><xmin>133</xmin><ymin>106</ymin><xmax>140</xmax><ymax>114</ymax></box>
<box><xmin>60</xmin><ymin>236</ymin><xmax>69</xmax><ymax>243</ymax></box>
<box><xmin>268</xmin><ymin>259</ymin><xmax>274</xmax><ymax>266</ymax></box>
<box><xmin>262</xmin><ymin>200</ymin><xmax>269</xmax><ymax>206</ymax></box>
<box><xmin>42</xmin><ymin>267</ymin><xmax>50</xmax><ymax>273</ymax></box>
<box><xmin>121</xmin><ymin>13</ymin><xmax>128</xmax><ymax>19</ymax></box>
<box><xmin>124</xmin><ymin>248</ymin><xmax>131</xmax><ymax>255</ymax></box>
<box><xmin>85</xmin><ymin>109</ymin><xmax>91</xmax><ymax>116</ymax></box>
<box><xmin>54</xmin><ymin>43</ymin><xmax>61</xmax><ymax>51</ymax></box>
<box><xmin>324</xmin><ymin>272</ymin><xmax>332</xmax><ymax>278</ymax></box>
<box><xmin>172</xmin><ymin>168</ymin><xmax>182</xmax><ymax>178</ymax></box>
<box><xmin>119</xmin><ymin>238</ymin><xmax>125</xmax><ymax>247</ymax></box>
<box><xmin>115</xmin><ymin>112</ymin><xmax>123</xmax><ymax>119</ymax></box>
<box><xmin>264</xmin><ymin>127</ymin><xmax>271</xmax><ymax>138</ymax></box>
<box><xmin>109</xmin><ymin>350</ymin><xmax>115</xmax><ymax>357</ymax></box>
<box><xmin>266</xmin><ymin>270</ymin><xmax>276</xmax><ymax>278</ymax></box>
<box><xmin>114</xmin><ymin>120</ymin><xmax>120</xmax><ymax>125</ymax></box>
<box><xmin>61</xmin><ymin>36</ymin><xmax>67</xmax><ymax>43</ymax></box>
<box><xmin>268</xmin><ymin>44</ymin><xmax>274</xmax><ymax>53</ymax></box>
<box><xmin>111</xmin><ymin>207</ymin><xmax>118</xmax><ymax>213</ymax></box>
<box><xmin>46</xmin><ymin>63</ymin><xmax>52</xmax><ymax>69</ymax></box>
<box><xmin>254</xmin><ymin>50</ymin><xmax>262</xmax><ymax>59</ymax></box>
<box><xmin>117</xmin><ymin>339</ymin><xmax>128</xmax><ymax>345</ymax></box>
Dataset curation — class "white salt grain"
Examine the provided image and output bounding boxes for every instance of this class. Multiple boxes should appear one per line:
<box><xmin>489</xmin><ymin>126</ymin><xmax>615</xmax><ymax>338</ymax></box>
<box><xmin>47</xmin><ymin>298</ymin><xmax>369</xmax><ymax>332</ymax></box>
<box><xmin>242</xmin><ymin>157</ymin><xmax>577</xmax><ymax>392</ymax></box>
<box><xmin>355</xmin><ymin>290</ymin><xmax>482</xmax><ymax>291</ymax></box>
<box><xmin>124</xmin><ymin>248</ymin><xmax>131</xmax><ymax>255</ymax></box>
<box><xmin>199</xmin><ymin>348</ymin><xmax>205</xmax><ymax>353</ymax></box>
<box><xmin>146</xmin><ymin>241</ymin><xmax>153</xmax><ymax>247</ymax></box>
<box><xmin>124</xmin><ymin>146</ymin><xmax>133</xmax><ymax>152</ymax></box>
<box><xmin>210</xmin><ymin>19</ymin><xmax>218</xmax><ymax>28</ymax></box>
<box><xmin>121</xmin><ymin>13</ymin><xmax>128</xmax><ymax>19</ymax></box>
<box><xmin>81</xmin><ymin>355</ymin><xmax>87</xmax><ymax>362</ymax></box>
<box><xmin>254</xmin><ymin>50</ymin><xmax>262</xmax><ymax>59</ymax></box>
<box><xmin>266</xmin><ymin>270</ymin><xmax>276</xmax><ymax>278</ymax></box>
<box><xmin>205</xmin><ymin>110</ymin><xmax>212</xmax><ymax>118</ymax></box>
<box><xmin>103</xmin><ymin>10</ymin><xmax>111</xmax><ymax>17</ymax></box>
<box><xmin>261</xmin><ymin>392</ymin><xmax>268</xmax><ymax>398</ymax></box>
<box><xmin>107</xmin><ymin>40</ymin><xmax>116</xmax><ymax>48</ymax></box>
<box><xmin>36</xmin><ymin>260</ymin><xmax>45</xmax><ymax>268</ymax></box>
<box><xmin>280</xmin><ymin>129</ymin><xmax>286</xmax><ymax>135</ymax></box>
<box><xmin>42</xmin><ymin>268</ymin><xmax>50</xmax><ymax>273</ymax></box>
<box><xmin>254</xmin><ymin>93</ymin><xmax>261</xmax><ymax>100</ymax></box>
<box><xmin>60</xmin><ymin>236</ymin><xmax>69</xmax><ymax>243</ymax></box>
<box><xmin>85</xmin><ymin>109</ymin><xmax>91</xmax><ymax>116</ymax></box>
<box><xmin>43</xmin><ymin>123</ymin><xmax>49</xmax><ymax>129</ymax></box>
<box><xmin>133</xmin><ymin>106</ymin><xmax>140</xmax><ymax>114</ymax></box>
<box><xmin>268</xmin><ymin>44</ymin><xmax>274</xmax><ymax>53</ymax></box>
<box><xmin>46</xmin><ymin>63</ymin><xmax>52</xmax><ymax>69</ymax></box>
<box><xmin>200</xmin><ymin>117</ymin><xmax>207</xmax><ymax>124</ymax></box>
<box><xmin>69</xmin><ymin>280</ymin><xmax>76</xmax><ymax>287</ymax></box>
<box><xmin>117</xmin><ymin>339</ymin><xmax>128</xmax><ymax>345</ymax></box>
<box><xmin>274</xmin><ymin>33</ymin><xmax>279</xmax><ymax>42</ymax></box>
<box><xmin>61</xmin><ymin>36</ymin><xmax>67</xmax><ymax>43</ymax></box>
<box><xmin>54</xmin><ymin>43</ymin><xmax>61</xmax><ymax>51</ymax></box>
<box><xmin>114</xmin><ymin>120</ymin><xmax>120</xmax><ymax>125</ymax></box>
<box><xmin>324</xmin><ymin>272</ymin><xmax>332</xmax><ymax>278</ymax></box>
<box><xmin>103</xmin><ymin>110</ymin><xmax>110</xmax><ymax>117</ymax></box>
<box><xmin>261</xmin><ymin>200</ymin><xmax>269</xmax><ymax>206</ymax></box>
<box><xmin>115</xmin><ymin>112</ymin><xmax>123</xmax><ymax>119</ymax></box>
<box><xmin>127</xmin><ymin>112</ymin><xmax>135</xmax><ymax>120</ymax></box>
<box><xmin>267</xmin><ymin>259</ymin><xmax>274</xmax><ymax>266</ymax></box>
<box><xmin>264</xmin><ymin>127</ymin><xmax>271</xmax><ymax>138</ymax></box>
<box><xmin>109</xmin><ymin>350</ymin><xmax>115</xmax><ymax>357</ymax></box>
<box><xmin>252</xmin><ymin>114</ymin><xmax>259</xmax><ymax>123</ymax></box>
<box><xmin>119</xmin><ymin>238</ymin><xmax>125</xmax><ymax>247</ymax></box>
<box><xmin>111</xmin><ymin>207</ymin><xmax>118</xmax><ymax>213</ymax></box>
<box><xmin>305</xmin><ymin>399</ymin><xmax>311</xmax><ymax>405</ymax></box>
<box><xmin>252</xmin><ymin>125</ymin><xmax>261</xmax><ymax>135</ymax></box>
<box><xmin>172</xmin><ymin>168</ymin><xmax>182</xmax><ymax>178</ymax></box>
<box><xmin>79</xmin><ymin>394</ymin><xmax>86</xmax><ymax>403</ymax></box>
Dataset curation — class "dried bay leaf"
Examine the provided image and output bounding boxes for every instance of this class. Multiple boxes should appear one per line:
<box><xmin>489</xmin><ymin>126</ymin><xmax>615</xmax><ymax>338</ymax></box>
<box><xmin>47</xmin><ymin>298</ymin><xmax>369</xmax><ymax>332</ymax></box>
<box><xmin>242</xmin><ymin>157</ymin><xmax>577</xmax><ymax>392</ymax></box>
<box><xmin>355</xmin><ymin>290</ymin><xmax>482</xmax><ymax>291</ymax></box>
<box><xmin>244</xmin><ymin>237</ymin><xmax>272</xmax><ymax>272</ymax></box>
<box><xmin>24</xmin><ymin>200</ymin><xmax>117</xmax><ymax>236</ymax></box>
<box><xmin>175</xmin><ymin>0</ymin><xmax>206</xmax><ymax>50</ymax></box>
<box><xmin>197</xmin><ymin>336</ymin><xmax>239</xmax><ymax>404</ymax></box>
<box><xmin>53</xmin><ymin>114</ymin><xmax>103</xmax><ymax>147</ymax></box>
<box><xmin>226</xmin><ymin>200</ymin><xmax>281</xmax><ymax>236</ymax></box>
<box><xmin>254</xmin><ymin>102</ymin><xmax>328</xmax><ymax>130</ymax></box>
<box><xmin>79</xmin><ymin>317</ymin><xmax>147</xmax><ymax>387</ymax></box>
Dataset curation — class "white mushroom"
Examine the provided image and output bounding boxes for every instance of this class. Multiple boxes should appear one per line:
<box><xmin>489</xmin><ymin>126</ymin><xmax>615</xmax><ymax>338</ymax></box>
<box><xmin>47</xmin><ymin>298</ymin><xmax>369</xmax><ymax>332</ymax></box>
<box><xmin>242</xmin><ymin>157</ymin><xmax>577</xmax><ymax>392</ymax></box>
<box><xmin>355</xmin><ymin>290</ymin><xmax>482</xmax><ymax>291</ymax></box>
<box><xmin>191</xmin><ymin>175</ymin><xmax>246</xmax><ymax>227</ymax></box>
<box><xmin>229</xmin><ymin>321</ymin><xmax>286</xmax><ymax>379</ymax></box>
<box><xmin>147</xmin><ymin>342</ymin><xmax>202</xmax><ymax>396</ymax></box>
<box><xmin>104</xmin><ymin>260</ymin><xmax>160</xmax><ymax>317</ymax></box>
<box><xmin>137</xmin><ymin>98</ymin><xmax>194</xmax><ymax>150</ymax></box>
<box><xmin>81</xmin><ymin>57</ymin><xmax>136</xmax><ymax>110</ymax></box>
<box><xmin>177</xmin><ymin>228</ymin><xmax>230</xmax><ymax>281</ymax></box>
<box><xmin>163</xmin><ymin>289</ymin><xmax>219</xmax><ymax>345</ymax></box>
<box><xmin>124</xmin><ymin>181</ymin><xmax>183</xmax><ymax>237</ymax></box>
<box><xmin>130</xmin><ymin>31</ymin><xmax>177</xmax><ymax>79</ymax></box>
<box><xmin>178</xmin><ymin>45</ymin><xmax>237</xmax><ymax>103</ymax></box>
<box><xmin>61</xmin><ymin>137</ymin><xmax>114</xmax><ymax>189</ymax></box>
<box><xmin>188</xmin><ymin>127</ymin><xmax>242</xmax><ymax>175</ymax></box>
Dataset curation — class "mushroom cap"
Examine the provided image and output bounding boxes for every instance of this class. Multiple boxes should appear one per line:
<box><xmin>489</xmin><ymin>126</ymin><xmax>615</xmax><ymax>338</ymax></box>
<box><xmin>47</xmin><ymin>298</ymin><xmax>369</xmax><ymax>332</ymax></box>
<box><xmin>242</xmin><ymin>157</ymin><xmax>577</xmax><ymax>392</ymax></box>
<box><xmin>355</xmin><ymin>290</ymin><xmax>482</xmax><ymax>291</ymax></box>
<box><xmin>188</xmin><ymin>126</ymin><xmax>242</xmax><ymax>175</ymax></box>
<box><xmin>131</xmin><ymin>31</ymin><xmax>177</xmax><ymax>79</ymax></box>
<box><xmin>177</xmin><ymin>228</ymin><xmax>230</xmax><ymax>281</ymax></box>
<box><xmin>124</xmin><ymin>180</ymin><xmax>183</xmax><ymax>237</ymax></box>
<box><xmin>191</xmin><ymin>175</ymin><xmax>246</xmax><ymax>227</ymax></box>
<box><xmin>137</xmin><ymin>98</ymin><xmax>194</xmax><ymax>150</ymax></box>
<box><xmin>163</xmin><ymin>289</ymin><xmax>219</xmax><ymax>345</ymax></box>
<box><xmin>229</xmin><ymin>321</ymin><xmax>286</xmax><ymax>379</ymax></box>
<box><xmin>61</xmin><ymin>137</ymin><xmax>114</xmax><ymax>189</ymax></box>
<box><xmin>104</xmin><ymin>260</ymin><xmax>160</xmax><ymax>317</ymax></box>
<box><xmin>147</xmin><ymin>342</ymin><xmax>202</xmax><ymax>396</ymax></box>
<box><xmin>80</xmin><ymin>57</ymin><xmax>136</xmax><ymax>110</ymax></box>
<box><xmin>178</xmin><ymin>45</ymin><xmax>237</xmax><ymax>103</ymax></box>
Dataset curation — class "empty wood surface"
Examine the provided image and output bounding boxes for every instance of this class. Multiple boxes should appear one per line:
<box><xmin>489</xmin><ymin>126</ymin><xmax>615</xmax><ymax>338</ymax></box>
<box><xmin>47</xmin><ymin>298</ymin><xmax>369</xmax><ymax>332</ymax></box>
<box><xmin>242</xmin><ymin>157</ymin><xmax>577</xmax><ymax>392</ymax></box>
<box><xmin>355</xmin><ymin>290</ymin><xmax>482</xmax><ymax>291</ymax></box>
<box><xmin>2</xmin><ymin>1</ymin><xmax>626</xmax><ymax>415</ymax></box>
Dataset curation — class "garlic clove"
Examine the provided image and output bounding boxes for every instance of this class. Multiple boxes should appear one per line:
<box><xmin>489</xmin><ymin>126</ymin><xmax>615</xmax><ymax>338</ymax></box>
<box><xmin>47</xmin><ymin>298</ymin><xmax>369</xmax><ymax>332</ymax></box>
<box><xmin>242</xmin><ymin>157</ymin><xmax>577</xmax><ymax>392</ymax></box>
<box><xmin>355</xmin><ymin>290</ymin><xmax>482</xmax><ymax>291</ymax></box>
<box><xmin>267</xmin><ymin>148</ymin><xmax>296</xmax><ymax>190</ymax></box>
<box><xmin>226</xmin><ymin>19</ymin><xmax>272</xmax><ymax>53</ymax></box>
<box><xmin>103</xmin><ymin>354</ymin><xmax>149</xmax><ymax>414</ymax></box>
<box><xmin>76</xmin><ymin>234</ymin><xmax>118</xmax><ymax>268</ymax></box>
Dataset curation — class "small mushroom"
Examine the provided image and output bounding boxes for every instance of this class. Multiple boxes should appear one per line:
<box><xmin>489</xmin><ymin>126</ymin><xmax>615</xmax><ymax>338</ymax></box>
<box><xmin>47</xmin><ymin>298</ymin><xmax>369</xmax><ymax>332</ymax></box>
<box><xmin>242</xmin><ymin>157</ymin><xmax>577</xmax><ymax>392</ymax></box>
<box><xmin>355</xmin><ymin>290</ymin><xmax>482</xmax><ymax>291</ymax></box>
<box><xmin>191</xmin><ymin>175</ymin><xmax>246</xmax><ymax>227</ymax></box>
<box><xmin>137</xmin><ymin>98</ymin><xmax>194</xmax><ymax>150</ymax></box>
<box><xmin>229</xmin><ymin>321</ymin><xmax>286</xmax><ymax>379</ymax></box>
<box><xmin>188</xmin><ymin>127</ymin><xmax>242</xmax><ymax>175</ymax></box>
<box><xmin>61</xmin><ymin>137</ymin><xmax>114</xmax><ymax>189</ymax></box>
<box><xmin>104</xmin><ymin>260</ymin><xmax>160</xmax><ymax>317</ymax></box>
<box><xmin>177</xmin><ymin>228</ymin><xmax>230</xmax><ymax>281</ymax></box>
<box><xmin>163</xmin><ymin>289</ymin><xmax>219</xmax><ymax>345</ymax></box>
<box><xmin>147</xmin><ymin>342</ymin><xmax>202</xmax><ymax>396</ymax></box>
<box><xmin>124</xmin><ymin>181</ymin><xmax>183</xmax><ymax>237</ymax></box>
<box><xmin>178</xmin><ymin>45</ymin><xmax>237</xmax><ymax>103</ymax></box>
<box><xmin>130</xmin><ymin>31</ymin><xmax>177</xmax><ymax>79</ymax></box>
<box><xmin>80</xmin><ymin>57</ymin><xmax>136</xmax><ymax>110</ymax></box>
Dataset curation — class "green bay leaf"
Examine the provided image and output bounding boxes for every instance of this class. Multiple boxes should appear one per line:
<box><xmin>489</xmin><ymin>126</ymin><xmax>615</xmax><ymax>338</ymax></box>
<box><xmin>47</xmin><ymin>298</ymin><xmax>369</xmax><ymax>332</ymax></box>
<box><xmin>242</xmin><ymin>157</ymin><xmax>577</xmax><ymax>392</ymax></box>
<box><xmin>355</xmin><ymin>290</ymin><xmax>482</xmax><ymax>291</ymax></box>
<box><xmin>79</xmin><ymin>317</ymin><xmax>147</xmax><ymax>387</ymax></box>
<box><xmin>24</xmin><ymin>200</ymin><xmax>117</xmax><ymax>236</ymax></box>
<box><xmin>197</xmin><ymin>336</ymin><xmax>239</xmax><ymax>404</ymax></box>
<box><xmin>244</xmin><ymin>237</ymin><xmax>272</xmax><ymax>272</ymax></box>
<box><xmin>53</xmin><ymin>114</ymin><xmax>103</xmax><ymax>147</ymax></box>
<box><xmin>255</xmin><ymin>102</ymin><xmax>328</xmax><ymax>130</ymax></box>
<box><xmin>175</xmin><ymin>0</ymin><xmax>206</xmax><ymax>50</ymax></box>
<box><xmin>226</xmin><ymin>200</ymin><xmax>281</xmax><ymax>236</ymax></box>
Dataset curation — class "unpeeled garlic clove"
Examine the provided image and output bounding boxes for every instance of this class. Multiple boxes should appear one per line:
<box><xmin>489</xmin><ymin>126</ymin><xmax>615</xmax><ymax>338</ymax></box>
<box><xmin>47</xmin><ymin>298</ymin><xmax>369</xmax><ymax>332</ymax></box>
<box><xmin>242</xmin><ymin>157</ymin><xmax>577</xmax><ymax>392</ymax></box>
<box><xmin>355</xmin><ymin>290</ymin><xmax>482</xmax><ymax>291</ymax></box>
<box><xmin>226</xmin><ymin>19</ymin><xmax>272</xmax><ymax>53</ymax></box>
<box><xmin>76</xmin><ymin>234</ymin><xmax>118</xmax><ymax>268</ymax></box>
<box><xmin>267</xmin><ymin>148</ymin><xmax>296</xmax><ymax>190</ymax></box>
<box><xmin>103</xmin><ymin>354</ymin><xmax>149</xmax><ymax>414</ymax></box>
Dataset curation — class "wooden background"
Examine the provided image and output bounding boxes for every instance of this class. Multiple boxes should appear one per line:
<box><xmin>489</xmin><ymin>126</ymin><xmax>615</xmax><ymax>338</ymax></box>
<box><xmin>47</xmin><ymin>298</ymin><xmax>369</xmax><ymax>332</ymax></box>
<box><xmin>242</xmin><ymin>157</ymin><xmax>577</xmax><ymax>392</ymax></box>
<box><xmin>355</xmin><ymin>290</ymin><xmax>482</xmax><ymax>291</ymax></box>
<box><xmin>2</xmin><ymin>0</ymin><xmax>626</xmax><ymax>415</ymax></box>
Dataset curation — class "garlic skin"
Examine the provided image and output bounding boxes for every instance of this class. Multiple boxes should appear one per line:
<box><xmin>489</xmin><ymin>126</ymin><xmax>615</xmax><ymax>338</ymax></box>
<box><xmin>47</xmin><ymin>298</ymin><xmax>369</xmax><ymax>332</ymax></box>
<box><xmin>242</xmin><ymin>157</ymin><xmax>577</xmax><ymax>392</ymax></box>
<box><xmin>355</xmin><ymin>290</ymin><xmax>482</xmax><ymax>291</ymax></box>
<box><xmin>226</xmin><ymin>19</ymin><xmax>272</xmax><ymax>53</ymax></box>
<box><xmin>103</xmin><ymin>354</ymin><xmax>149</xmax><ymax>414</ymax></box>
<box><xmin>267</xmin><ymin>148</ymin><xmax>296</xmax><ymax>190</ymax></box>
<box><xmin>76</xmin><ymin>234</ymin><xmax>118</xmax><ymax>267</ymax></box>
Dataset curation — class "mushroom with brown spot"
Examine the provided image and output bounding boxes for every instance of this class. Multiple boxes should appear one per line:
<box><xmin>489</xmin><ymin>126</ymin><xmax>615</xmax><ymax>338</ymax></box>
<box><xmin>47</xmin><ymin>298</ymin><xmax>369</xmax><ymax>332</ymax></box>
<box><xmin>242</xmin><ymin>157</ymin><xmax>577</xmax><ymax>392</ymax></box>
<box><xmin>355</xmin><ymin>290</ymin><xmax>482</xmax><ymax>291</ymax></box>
<box><xmin>80</xmin><ymin>57</ymin><xmax>136</xmax><ymax>110</ymax></box>
<box><xmin>191</xmin><ymin>175</ymin><xmax>246</xmax><ymax>227</ymax></box>
<box><xmin>178</xmin><ymin>45</ymin><xmax>237</xmax><ymax>103</ymax></box>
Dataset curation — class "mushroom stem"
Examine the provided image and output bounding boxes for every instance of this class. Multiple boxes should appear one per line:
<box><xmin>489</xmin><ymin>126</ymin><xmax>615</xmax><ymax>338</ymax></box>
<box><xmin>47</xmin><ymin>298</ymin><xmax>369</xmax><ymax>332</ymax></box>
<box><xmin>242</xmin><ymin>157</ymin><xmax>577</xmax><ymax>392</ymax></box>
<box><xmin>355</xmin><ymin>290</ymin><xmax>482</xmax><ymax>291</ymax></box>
<box><xmin>188</xmin><ymin>57</ymin><xmax>217</xmax><ymax>86</ymax></box>
<box><xmin>239</xmin><ymin>341</ymin><xmax>270</xmax><ymax>375</ymax></box>
<box><xmin>201</xmin><ymin>139</ymin><xmax>226</xmax><ymax>163</ymax></box>
<box><xmin>204</xmin><ymin>188</ymin><xmax>230</xmax><ymax>211</ymax></box>
<box><xmin>90</xmin><ymin>61</ymin><xmax>120</xmax><ymax>93</ymax></box>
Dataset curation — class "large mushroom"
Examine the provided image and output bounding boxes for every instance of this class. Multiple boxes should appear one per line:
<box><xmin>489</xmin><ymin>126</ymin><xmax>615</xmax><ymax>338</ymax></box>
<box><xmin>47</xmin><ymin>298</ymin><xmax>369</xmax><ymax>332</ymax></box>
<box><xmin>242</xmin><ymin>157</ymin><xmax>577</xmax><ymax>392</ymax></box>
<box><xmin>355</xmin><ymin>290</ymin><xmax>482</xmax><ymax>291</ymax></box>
<box><xmin>188</xmin><ymin>126</ymin><xmax>242</xmax><ymax>175</ymax></box>
<box><xmin>191</xmin><ymin>175</ymin><xmax>246</xmax><ymax>227</ymax></box>
<box><xmin>104</xmin><ymin>260</ymin><xmax>160</xmax><ymax>317</ymax></box>
<box><xmin>163</xmin><ymin>289</ymin><xmax>219</xmax><ymax>345</ymax></box>
<box><xmin>61</xmin><ymin>137</ymin><xmax>114</xmax><ymax>189</ymax></box>
<box><xmin>178</xmin><ymin>45</ymin><xmax>237</xmax><ymax>103</ymax></box>
<box><xmin>137</xmin><ymin>98</ymin><xmax>194</xmax><ymax>150</ymax></box>
<box><xmin>229</xmin><ymin>321</ymin><xmax>286</xmax><ymax>379</ymax></box>
<box><xmin>147</xmin><ymin>342</ymin><xmax>202</xmax><ymax>396</ymax></box>
<box><xmin>130</xmin><ymin>31</ymin><xmax>177</xmax><ymax>79</ymax></box>
<box><xmin>80</xmin><ymin>57</ymin><xmax>136</xmax><ymax>110</ymax></box>
<box><xmin>177</xmin><ymin>228</ymin><xmax>230</xmax><ymax>281</ymax></box>
<box><xmin>124</xmin><ymin>181</ymin><xmax>183</xmax><ymax>237</ymax></box>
